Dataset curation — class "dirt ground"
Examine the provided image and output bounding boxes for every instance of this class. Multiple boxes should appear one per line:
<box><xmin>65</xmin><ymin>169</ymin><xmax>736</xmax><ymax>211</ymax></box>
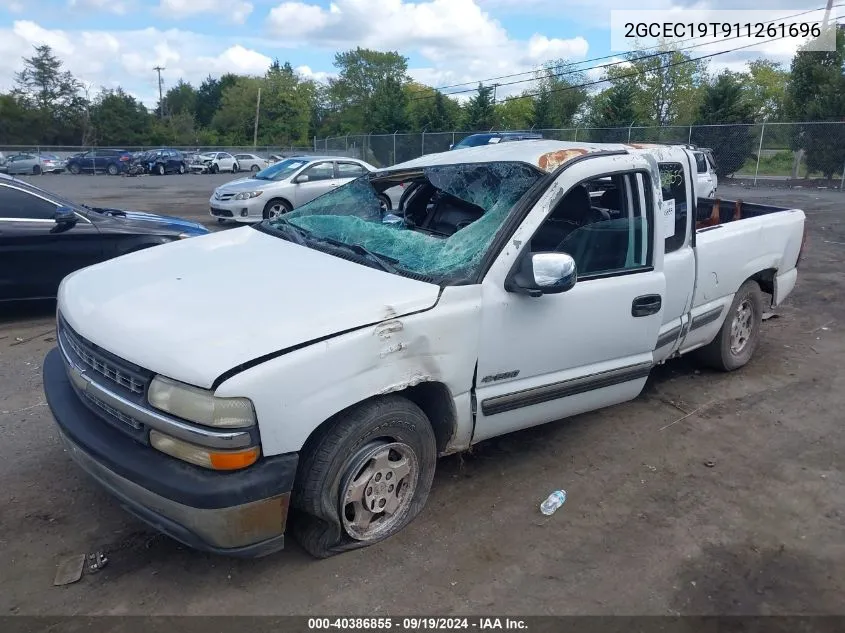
<box><xmin>1</xmin><ymin>178</ymin><xmax>844</xmax><ymax>616</ymax></box>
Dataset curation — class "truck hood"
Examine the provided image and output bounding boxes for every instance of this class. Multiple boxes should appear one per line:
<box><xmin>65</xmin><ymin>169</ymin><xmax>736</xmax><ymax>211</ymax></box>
<box><xmin>58</xmin><ymin>226</ymin><xmax>441</xmax><ymax>389</ymax></box>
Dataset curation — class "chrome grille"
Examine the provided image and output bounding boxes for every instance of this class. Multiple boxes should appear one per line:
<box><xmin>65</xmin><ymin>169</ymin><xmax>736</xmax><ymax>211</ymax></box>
<box><xmin>82</xmin><ymin>391</ymin><xmax>143</xmax><ymax>431</ymax></box>
<box><xmin>217</xmin><ymin>192</ymin><xmax>235</xmax><ymax>201</ymax></box>
<box><xmin>59</xmin><ymin>320</ymin><xmax>146</xmax><ymax>395</ymax></box>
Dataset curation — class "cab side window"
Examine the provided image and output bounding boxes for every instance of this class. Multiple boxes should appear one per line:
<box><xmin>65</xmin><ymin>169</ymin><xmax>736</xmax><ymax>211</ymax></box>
<box><xmin>0</xmin><ymin>185</ymin><xmax>57</xmax><ymax>220</ymax></box>
<box><xmin>694</xmin><ymin>152</ymin><xmax>708</xmax><ymax>173</ymax></box>
<box><xmin>531</xmin><ymin>172</ymin><xmax>653</xmax><ymax>278</ymax></box>
<box><xmin>659</xmin><ymin>162</ymin><xmax>689</xmax><ymax>254</ymax></box>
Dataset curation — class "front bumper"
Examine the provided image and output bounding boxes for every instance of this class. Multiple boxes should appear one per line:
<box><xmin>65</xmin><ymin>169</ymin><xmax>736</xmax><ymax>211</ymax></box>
<box><xmin>209</xmin><ymin>196</ymin><xmax>264</xmax><ymax>222</ymax></box>
<box><xmin>43</xmin><ymin>347</ymin><xmax>298</xmax><ymax>557</ymax></box>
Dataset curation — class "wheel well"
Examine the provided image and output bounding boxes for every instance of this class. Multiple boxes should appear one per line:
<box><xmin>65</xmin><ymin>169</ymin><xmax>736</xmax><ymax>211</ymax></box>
<box><xmin>301</xmin><ymin>382</ymin><xmax>458</xmax><ymax>457</ymax></box>
<box><xmin>749</xmin><ymin>268</ymin><xmax>776</xmax><ymax>297</ymax></box>
<box><xmin>266</xmin><ymin>196</ymin><xmax>292</xmax><ymax>210</ymax></box>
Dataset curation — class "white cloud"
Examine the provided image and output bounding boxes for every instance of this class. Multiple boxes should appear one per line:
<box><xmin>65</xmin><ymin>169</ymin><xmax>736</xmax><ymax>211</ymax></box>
<box><xmin>1</xmin><ymin>0</ymin><xmax>25</xmax><ymax>12</ymax></box>
<box><xmin>295</xmin><ymin>64</ymin><xmax>333</xmax><ymax>83</ymax></box>
<box><xmin>156</xmin><ymin>0</ymin><xmax>253</xmax><ymax>23</ymax></box>
<box><xmin>0</xmin><ymin>21</ymin><xmax>273</xmax><ymax>107</ymax></box>
<box><xmin>68</xmin><ymin>0</ymin><xmax>128</xmax><ymax>15</ymax></box>
<box><xmin>266</xmin><ymin>0</ymin><xmax>590</xmax><ymax>101</ymax></box>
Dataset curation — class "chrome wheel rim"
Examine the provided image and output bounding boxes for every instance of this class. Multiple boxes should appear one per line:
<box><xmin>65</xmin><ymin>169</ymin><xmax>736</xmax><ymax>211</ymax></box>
<box><xmin>340</xmin><ymin>441</ymin><xmax>419</xmax><ymax>541</ymax></box>
<box><xmin>378</xmin><ymin>197</ymin><xmax>389</xmax><ymax>212</ymax></box>
<box><xmin>267</xmin><ymin>204</ymin><xmax>285</xmax><ymax>218</ymax></box>
<box><xmin>730</xmin><ymin>298</ymin><xmax>754</xmax><ymax>355</ymax></box>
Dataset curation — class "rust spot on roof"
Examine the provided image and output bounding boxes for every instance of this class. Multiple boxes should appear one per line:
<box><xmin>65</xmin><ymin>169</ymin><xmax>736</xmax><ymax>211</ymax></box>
<box><xmin>538</xmin><ymin>148</ymin><xmax>589</xmax><ymax>172</ymax></box>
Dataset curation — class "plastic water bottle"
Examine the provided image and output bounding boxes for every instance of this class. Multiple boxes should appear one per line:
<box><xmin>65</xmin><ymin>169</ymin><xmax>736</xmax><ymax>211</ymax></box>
<box><xmin>540</xmin><ymin>490</ymin><xmax>567</xmax><ymax>515</ymax></box>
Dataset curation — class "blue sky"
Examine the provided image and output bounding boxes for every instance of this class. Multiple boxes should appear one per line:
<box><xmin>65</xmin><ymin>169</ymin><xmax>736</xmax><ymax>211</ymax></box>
<box><xmin>0</xmin><ymin>0</ymin><xmax>829</xmax><ymax>107</ymax></box>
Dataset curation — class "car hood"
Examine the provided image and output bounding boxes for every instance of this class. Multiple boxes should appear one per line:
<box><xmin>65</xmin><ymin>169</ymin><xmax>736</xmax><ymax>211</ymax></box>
<box><xmin>88</xmin><ymin>208</ymin><xmax>208</xmax><ymax>236</ymax></box>
<box><xmin>57</xmin><ymin>226</ymin><xmax>441</xmax><ymax>389</ymax></box>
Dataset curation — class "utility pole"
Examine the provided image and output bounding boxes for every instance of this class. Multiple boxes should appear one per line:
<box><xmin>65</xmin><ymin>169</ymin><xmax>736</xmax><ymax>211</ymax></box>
<box><xmin>153</xmin><ymin>66</ymin><xmax>165</xmax><ymax>118</ymax></box>
<box><xmin>253</xmin><ymin>87</ymin><xmax>262</xmax><ymax>150</ymax></box>
<box><xmin>823</xmin><ymin>0</ymin><xmax>833</xmax><ymax>27</ymax></box>
<box><xmin>492</xmin><ymin>82</ymin><xmax>500</xmax><ymax>104</ymax></box>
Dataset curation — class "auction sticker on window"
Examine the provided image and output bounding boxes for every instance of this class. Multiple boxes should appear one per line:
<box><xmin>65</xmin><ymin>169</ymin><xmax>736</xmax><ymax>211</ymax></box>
<box><xmin>662</xmin><ymin>198</ymin><xmax>676</xmax><ymax>239</ymax></box>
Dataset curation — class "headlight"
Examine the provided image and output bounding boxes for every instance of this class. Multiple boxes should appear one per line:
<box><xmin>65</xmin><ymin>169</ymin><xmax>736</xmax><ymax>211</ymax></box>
<box><xmin>233</xmin><ymin>191</ymin><xmax>263</xmax><ymax>200</ymax></box>
<box><xmin>147</xmin><ymin>375</ymin><xmax>256</xmax><ymax>428</ymax></box>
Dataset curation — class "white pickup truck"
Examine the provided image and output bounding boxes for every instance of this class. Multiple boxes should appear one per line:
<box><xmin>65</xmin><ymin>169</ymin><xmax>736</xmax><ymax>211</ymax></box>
<box><xmin>43</xmin><ymin>140</ymin><xmax>806</xmax><ymax>558</ymax></box>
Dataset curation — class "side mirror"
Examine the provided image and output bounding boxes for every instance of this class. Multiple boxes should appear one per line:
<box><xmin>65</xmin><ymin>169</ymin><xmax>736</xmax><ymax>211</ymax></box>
<box><xmin>54</xmin><ymin>206</ymin><xmax>77</xmax><ymax>224</ymax></box>
<box><xmin>506</xmin><ymin>252</ymin><xmax>577</xmax><ymax>297</ymax></box>
<box><xmin>294</xmin><ymin>174</ymin><xmax>309</xmax><ymax>184</ymax></box>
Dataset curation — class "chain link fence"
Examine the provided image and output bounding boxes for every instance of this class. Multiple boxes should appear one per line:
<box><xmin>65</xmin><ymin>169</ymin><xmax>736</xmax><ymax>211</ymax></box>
<box><xmin>318</xmin><ymin>122</ymin><xmax>845</xmax><ymax>189</ymax></box>
<box><xmin>4</xmin><ymin>123</ymin><xmax>844</xmax><ymax>188</ymax></box>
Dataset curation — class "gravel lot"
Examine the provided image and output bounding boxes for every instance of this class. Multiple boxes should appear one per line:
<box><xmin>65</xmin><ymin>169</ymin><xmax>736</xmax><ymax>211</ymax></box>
<box><xmin>1</xmin><ymin>177</ymin><xmax>844</xmax><ymax>616</ymax></box>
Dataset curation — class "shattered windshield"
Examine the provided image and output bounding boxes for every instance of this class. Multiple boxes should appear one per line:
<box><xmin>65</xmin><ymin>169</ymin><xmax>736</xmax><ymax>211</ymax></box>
<box><xmin>263</xmin><ymin>161</ymin><xmax>543</xmax><ymax>283</ymax></box>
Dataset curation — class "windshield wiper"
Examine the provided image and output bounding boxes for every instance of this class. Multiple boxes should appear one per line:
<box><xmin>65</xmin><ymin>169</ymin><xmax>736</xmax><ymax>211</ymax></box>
<box><xmin>313</xmin><ymin>236</ymin><xmax>399</xmax><ymax>274</ymax></box>
<box><xmin>269</xmin><ymin>218</ymin><xmax>310</xmax><ymax>245</ymax></box>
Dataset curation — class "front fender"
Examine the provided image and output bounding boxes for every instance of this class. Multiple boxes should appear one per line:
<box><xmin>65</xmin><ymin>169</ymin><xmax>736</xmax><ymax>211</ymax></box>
<box><xmin>214</xmin><ymin>285</ymin><xmax>483</xmax><ymax>456</ymax></box>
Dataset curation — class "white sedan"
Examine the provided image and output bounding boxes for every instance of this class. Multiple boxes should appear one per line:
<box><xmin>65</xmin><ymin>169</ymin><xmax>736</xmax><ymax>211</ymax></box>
<box><xmin>190</xmin><ymin>152</ymin><xmax>239</xmax><ymax>174</ymax></box>
<box><xmin>233</xmin><ymin>153</ymin><xmax>270</xmax><ymax>172</ymax></box>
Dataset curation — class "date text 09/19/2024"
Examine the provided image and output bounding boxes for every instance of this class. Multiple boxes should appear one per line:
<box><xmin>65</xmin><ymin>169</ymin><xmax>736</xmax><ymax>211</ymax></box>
<box><xmin>307</xmin><ymin>618</ymin><xmax>528</xmax><ymax>630</ymax></box>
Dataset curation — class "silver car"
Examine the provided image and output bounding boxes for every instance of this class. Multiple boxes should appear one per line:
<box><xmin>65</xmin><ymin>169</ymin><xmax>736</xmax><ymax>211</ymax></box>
<box><xmin>3</xmin><ymin>152</ymin><xmax>65</xmax><ymax>175</ymax></box>
<box><xmin>209</xmin><ymin>156</ymin><xmax>402</xmax><ymax>223</ymax></box>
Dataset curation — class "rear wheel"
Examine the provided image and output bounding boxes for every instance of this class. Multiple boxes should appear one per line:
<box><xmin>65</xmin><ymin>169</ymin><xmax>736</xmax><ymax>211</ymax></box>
<box><xmin>232</xmin><ymin>163</ymin><xmax>239</xmax><ymax>173</ymax></box>
<box><xmin>32</xmin><ymin>165</ymin><xmax>42</xmax><ymax>175</ymax></box>
<box><xmin>291</xmin><ymin>395</ymin><xmax>437</xmax><ymax>558</ymax></box>
<box><xmin>262</xmin><ymin>198</ymin><xmax>291</xmax><ymax>219</ymax></box>
<box><xmin>696</xmin><ymin>279</ymin><xmax>763</xmax><ymax>371</ymax></box>
<box><xmin>156</xmin><ymin>163</ymin><xmax>166</xmax><ymax>176</ymax></box>
<box><xmin>107</xmin><ymin>163</ymin><xmax>119</xmax><ymax>176</ymax></box>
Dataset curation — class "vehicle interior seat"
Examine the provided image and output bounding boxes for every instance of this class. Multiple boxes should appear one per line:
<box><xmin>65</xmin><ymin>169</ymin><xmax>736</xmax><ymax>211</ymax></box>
<box><xmin>532</xmin><ymin>184</ymin><xmax>594</xmax><ymax>252</ymax></box>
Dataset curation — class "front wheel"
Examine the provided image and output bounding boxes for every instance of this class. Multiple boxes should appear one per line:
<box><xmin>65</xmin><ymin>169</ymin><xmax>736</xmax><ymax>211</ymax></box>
<box><xmin>68</xmin><ymin>163</ymin><xmax>80</xmax><ymax>175</ymax></box>
<box><xmin>695</xmin><ymin>279</ymin><xmax>763</xmax><ymax>372</ymax></box>
<box><xmin>251</xmin><ymin>164</ymin><xmax>260</xmax><ymax>172</ymax></box>
<box><xmin>178</xmin><ymin>163</ymin><xmax>186</xmax><ymax>174</ymax></box>
<box><xmin>262</xmin><ymin>198</ymin><xmax>291</xmax><ymax>219</ymax></box>
<box><xmin>291</xmin><ymin>395</ymin><xmax>437</xmax><ymax>558</ymax></box>
<box><xmin>210</xmin><ymin>163</ymin><xmax>219</xmax><ymax>174</ymax></box>
<box><xmin>232</xmin><ymin>163</ymin><xmax>239</xmax><ymax>173</ymax></box>
<box><xmin>156</xmin><ymin>163</ymin><xmax>165</xmax><ymax>176</ymax></box>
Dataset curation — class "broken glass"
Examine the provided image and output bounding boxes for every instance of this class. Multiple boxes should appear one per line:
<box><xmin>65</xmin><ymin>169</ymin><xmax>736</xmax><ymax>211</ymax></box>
<box><xmin>268</xmin><ymin>161</ymin><xmax>542</xmax><ymax>281</ymax></box>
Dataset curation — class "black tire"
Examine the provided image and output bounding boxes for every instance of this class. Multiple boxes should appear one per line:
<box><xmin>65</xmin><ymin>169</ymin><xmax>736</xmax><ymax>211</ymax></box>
<box><xmin>251</xmin><ymin>164</ymin><xmax>260</xmax><ymax>172</ymax></box>
<box><xmin>33</xmin><ymin>165</ymin><xmax>42</xmax><ymax>175</ymax></box>
<box><xmin>378</xmin><ymin>194</ymin><xmax>391</xmax><ymax>212</ymax></box>
<box><xmin>107</xmin><ymin>163</ymin><xmax>119</xmax><ymax>176</ymax></box>
<box><xmin>262</xmin><ymin>198</ymin><xmax>292</xmax><ymax>219</ymax></box>
<box><xmin>156</xmin><ymin>163</ymin><xmax>165</xmax><ymax>176</ymax></box>
<box><xmin>178</xmin><ymin>163</ymin><xmax>186</xmax><ymax>174</ymax></box>
<box><xmin>232</xmin><ymin>163</ymin><xmax>239</xmax><ymax>173</ymax></box>
<box><xmin>696</xmin><ymin>279</ymin><xmax>764</xmax><ymax>372</ymax></box>
<box><xmin>68</xmin><ymin>163</ymin><xmax>80</xmax><ymax>175</ymax></box>
<box><xmin>291</xmin><ymin>395</ymin><xmax>437</xmax><ymax>558</ymax></box>
<box><xmin>210</xmin><ymin>163</ymin><xmax>219</xmax><ymax>174</ymax></box>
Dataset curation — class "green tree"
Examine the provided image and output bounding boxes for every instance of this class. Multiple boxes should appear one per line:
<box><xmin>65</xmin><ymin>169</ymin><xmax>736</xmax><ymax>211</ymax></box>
<box><xmin>743</xmin><ymin>59</ymin><xmax>789</xmax><ymax>121</ymax></box>
<box><xmin>495</xmin><ymin>97</ymin><xmax>534</xmax><ymax>130</ymax></box>
<box><xmin>0</xmin><ymin>93</ymin><xmax>34</xmax><ymax>144</ymax></box>
<box><xmin>370</xmin><ymin>76</ymin><xmax>408</xmax><ymax>133</ymax></box>
<box><xmin>261</xmin><ymin>61</ymin><xmax>315</xmax><ymax>145</ymax></box>
<box><xmin>13</xmin><ymin>44</ymin><xmax>86</xmax><ymax>143</ymax></box>
<box><xmin>327</xmin><ymin>47</ymin><xmax>409</xmax><ymax>133</ymax></box>
<box><xmin>694</xmin><ymin>71</ymin><xmax>755</xmax><ymax>176</ymax></box>
<box><xmin>211</xmin><ymin>76</ymin><xmax>262</xmax><ymax>144</ymax></box>
<box><xmin>587</xmin><ymin>81</ymin><xmax>638</xmax><ymax>130</ymax></box>
<box><xmin>404</xmin><ymin>83</ymin><xmax>461</xmax><ymax>132</ymax></box>
<box><xmin>462</xmin><ymin>83</ymin><xmax>496</xmax><ymax>130</ymax></box>
<box><xmin>90</xmin><ymin>88</ymin><xmax>151</xmax><ymax>146</ymax></box>
<box><xmin>531</xmin><ymin>60</ymin><xmax>588</xmax><ymax>128</ymax></box>
<box><xmin>606</xmin><ymin>43</ymin><xmax>707</xmax><ymax>127</ymax></box>
<box><xmin>195</xmin><ymin>73</ymin><xmax>238</xmax><ymax>129</ymax></box>
<box><xmin>785</xmin><ymin>27</ymin><xmax>845</xmax><ymax>180</ymax></box>
<box><xmin>163</xmin><ymin>79</ymin><xmax>197</xmax><ymax>117</ymax></box>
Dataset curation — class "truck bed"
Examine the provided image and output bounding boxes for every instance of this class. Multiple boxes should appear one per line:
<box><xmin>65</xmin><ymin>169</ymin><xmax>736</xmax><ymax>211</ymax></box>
<box><xmin>695</xmin><ymin>197</ymin><xmax>793</xmax><ymax>230</ymax></box>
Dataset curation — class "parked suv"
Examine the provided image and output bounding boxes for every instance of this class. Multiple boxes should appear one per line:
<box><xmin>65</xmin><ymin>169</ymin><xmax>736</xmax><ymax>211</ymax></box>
<box><xmin>66</xmin><ymin>149</ymin><xmax>133</xmax><ymax>175</ymax></box>
<box><xmin>139</xmin><ymin>148</ymin><xmax>188</xmax><ymax>175</ymax></box>
<box><xmin>451</xmin><ymin>131</ymin><xmax>543</xmax><ymax>150</ymax></box>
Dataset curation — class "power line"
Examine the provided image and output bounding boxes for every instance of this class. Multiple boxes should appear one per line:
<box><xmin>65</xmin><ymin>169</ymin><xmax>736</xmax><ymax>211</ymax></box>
<box><xmin>490</xmin><ymin>25</ymin><xmax>842</xmax><ymax>107</ymax></box>
<box><xmin>412</xmin><ymin>3</ymin><xmax>843</xmax><ymax>99</ymax></box>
